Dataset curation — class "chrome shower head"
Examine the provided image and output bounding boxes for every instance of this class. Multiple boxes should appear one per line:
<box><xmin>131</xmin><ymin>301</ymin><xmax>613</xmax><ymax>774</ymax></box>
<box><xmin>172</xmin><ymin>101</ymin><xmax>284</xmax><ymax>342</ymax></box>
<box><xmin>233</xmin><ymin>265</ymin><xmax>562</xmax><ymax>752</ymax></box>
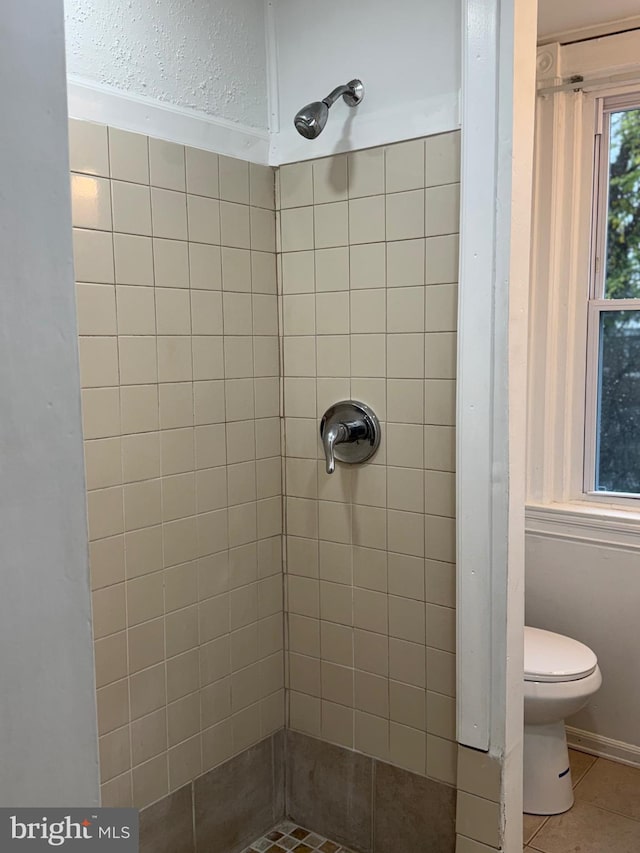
<box><xmin>294</xmin><ymin>101</ymin><xmax>330</xmax><ymax>140</ymax></box>
<box><xmin>294</xmin><ymin>79</ymin><xmax>364</xmax><ymax>140</ymax></box>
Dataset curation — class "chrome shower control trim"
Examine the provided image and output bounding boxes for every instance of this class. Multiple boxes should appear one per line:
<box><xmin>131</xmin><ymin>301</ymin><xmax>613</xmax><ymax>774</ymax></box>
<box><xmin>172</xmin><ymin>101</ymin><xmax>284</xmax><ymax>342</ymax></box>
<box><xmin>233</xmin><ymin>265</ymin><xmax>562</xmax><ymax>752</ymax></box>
<box><xmin>320</xmin><ymin>400</ymin><xmax>380</xmax><ymax>475</ymax></box>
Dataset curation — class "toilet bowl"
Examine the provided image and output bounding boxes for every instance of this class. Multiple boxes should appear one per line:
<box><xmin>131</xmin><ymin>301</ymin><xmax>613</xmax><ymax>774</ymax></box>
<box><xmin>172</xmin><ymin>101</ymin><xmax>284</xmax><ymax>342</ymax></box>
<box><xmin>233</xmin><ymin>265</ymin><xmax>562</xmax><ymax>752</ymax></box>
<box><xmin>523</xmin><ymin>626</ymin><xmax>602</xmax><ymax>816</ymax></box>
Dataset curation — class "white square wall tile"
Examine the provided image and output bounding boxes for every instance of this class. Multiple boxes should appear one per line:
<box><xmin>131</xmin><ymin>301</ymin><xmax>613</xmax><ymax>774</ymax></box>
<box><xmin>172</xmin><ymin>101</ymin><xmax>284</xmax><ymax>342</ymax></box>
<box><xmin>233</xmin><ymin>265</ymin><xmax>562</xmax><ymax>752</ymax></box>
<box><xmin>157</xmin><ymin>336</ymin><xmax>193</xmax><ymax>383</ymax></box>
<box><xmin>387</xmin><ymin>334</ymin><xmax>424</xmax><ymax>379</ymax></box>
<box><xmin>387</xmin><ymin>239</ymin><xmax>425</xmax><ymax>288</ymax></box>
<box><xmin>109</xmin><ymin>128</ymin><xmax>149</xmax><ymax>184</ymax></box>
<box><xmin>149</xmin><ymin>138</ymin><xmax>185</xmax><ymax>191</ymax></box>
<box><xmin>313</xmin><ymin>155</ymin><xmax>348</xmax><ymax>204</ymax></box>
<box><xmin>425</xmin><ymin>284</ymin><xmax>458</xmax><ymax>332</ymax></box>
<box><xmin>315</xmin><ymin>247</ymin><xmax>349</xmax><ymax>292</ymax></box>
<box><xmin>253</xmin><ymin>294</ymin><xmax>278</xmax><ymax>335</ymax></box>
<box><xmin>76</xmin><ymin>284</ymin><xmax>117</xmax><ymax>335</ymax></box>
<box><xmin>116</xmin><ymin>285</ymin><xmax>156</xmax><ymax>335</ymax></box>
<box><xmin>185</xmin><ymin>146</ymin><xmax>219</xmax><ymax>198</ymax></box>
<box><xmin>348</xmin><ymin>196</ymin><xmax>385</xmax><ymax>245</ymax></box>
<box><xmin>280</xmin><ymin>207</ymin><xmax>314</xmax><ymax>252</ymax></box>
<box><xmin>386</xmin><ymin>139</ymin><xmax>425</xmax><ymax>193</ymax></box>
<box><xmin>388</xmin><ymin>510</ymin><xmax>425</xmax><ymax>558</ymax></box>
<box><xmin>78</xmin><ymin>337</ymin><xmax>119</xmax><ymax>388</ymax></box>
<box><xmin>151</xmin><ymin>188</ymin><xmax>188</xmax><ymax>240</ymax></box>
<box><xmin>155</xmin><ymin>288</ymin><xmax>191</xmax><ymax>335</ymax></box>
<box><xmin>315</xmin><ymin>291</ymin><xmax>349</xmax><ymax>335</ymax></box>
<box><xmin>69</xmin><ymin>119</ymin><xmax>109</xmax><ymax>177</ymax></box>
<box><xmin>283</xmin><ymin>294</ymin><xmax>315</xmax><ymax>336</ymax></box>
<box><xmin>387</xmin><ymin>286</ymin><xmax>425</xmax><ymax>333</ymax></box>
<box><xmin>221</xmin><ymin>247</ymin><xmax>251</xmax><ymax>292</ymax></box>
<box><xmin>71</xmin><ymin>175</ymin><xmax>112</xmax><ymax>231</ymax></box>
<box><xmin>425</xmin><ymin>379</ymin><xmax>456</xmax><ymax>425</ymax></box>
<box><xmin>425</xmin><ymin>332</ymin><xmax>456</xmax><ymax>379</ymax></box>
<box><xmin>250</xmin><ymin>207</ymin><xmax>276</xmax><ymax>253</ymax></box>
<box><xmin>350</xmin><ymin>242</ymin><xmax>386</xmax><ymax>290</ymax></box>
<box><xmin>249</xmin><ymin>163</ymin><xmax>275</xmax><ymax>210</ymax></box>
<box><xmin>153</xmin><ymin>239</ymin><xmax>189</xmax><ymax>289</ymax></box>
<box><xmin>314</xmin><ymin>202</ymin><xmax>349</xmax><ymax>249</ymax></box>
<box><xmin>316</xmin><ymin>336</ymin><xmax>350</xmax><ymax>377</ymax></box>
<box><xmin>351</xmin><ymin>335</ymin><xmax>386</xmax><ymax>378</ymax></box>
<box><xmin>219</xmin><ymin>154</ymin><xmax>250</xmax><ymax>204</ymax></box>
<box><xmin>386</xmin><ymin>189</ymin><xmax>425</xmax><ymax>242</ymax></box>
<box><xmin>111</xmin><ymin>181</ymin><xmax>151</xmax><ymax>236</ymax></box>
<box><xmin>187</xmin><ymin>195</ymin><xmax>221</xmax><ymax>245</ymax></box>
<box><xmin>425</xmin><ymin>184</ymin><xmax>460</xmax><ymax>237</ymax></box>
<box><xmin>425</xmin><ymin>470</ymin><xmax>455</xmax><ymax>518</ymax></box>
<box><xmin>223</xmin><ymin>292</ymin><xmax>253</xmax><ymax>335</ymax></box>
<box><xmin>118</xmin><ymin>336</ymin><xmax>158</xmax><ymax>385</ymax></box>
<box><xmin>251</xmin><ymin>251</ymin><xmax>276</xmax><ymax>295</ymax></box>
<box><xmin>190</xmin><ymin>290</ymin><xmax>223</xmax><ymax>336</ymax></box>
<box><xmin>190</xmin><ymin>244</ymin><xmax>222</xmax><ymax>291</ymax></box>
<box><xmin>386</xmin><ymin>379</ymin><xmax>424</xmax><ymax>424</ymax></box>
<box><xmin>350</xmin><ymin>289</ymin><xmax>385</xmax><ymax>334</ymax></box>
<box><xmin>73</xmin><ymin>228</ymin><xmax>114</xmax><ymax>283</ymax></box>
<box><xmin>425</xmin><ymin>131</ymin><xmax>461</xmax><ymax>187</ymax></box>
<box><xmin>284</xmin><ymin>336</ymin><xmax>316</xmax><ymax>377</ymax></box>
<box><xmin>348</xmin><ymin>147</ymin><xmax>385</xmax><ymax>198</ymax></box>
<box><xmin>113</xmin><ymin>234</ymin><xmax>154</xmax><ymax>286</ymax></box>
<box><xmin>282</xmin><ymin>251</ymin><xmax>315</xmax><ymax>294</ymax></box>
<box><xmin>279</xmin><ymin>162</ymin><xmax>314</xmax><ymax>208</ymax></box>
<box><xmin>425</xmin><ymin>234</ymin><xmax>459</xmax><ymax>284</ymax></box>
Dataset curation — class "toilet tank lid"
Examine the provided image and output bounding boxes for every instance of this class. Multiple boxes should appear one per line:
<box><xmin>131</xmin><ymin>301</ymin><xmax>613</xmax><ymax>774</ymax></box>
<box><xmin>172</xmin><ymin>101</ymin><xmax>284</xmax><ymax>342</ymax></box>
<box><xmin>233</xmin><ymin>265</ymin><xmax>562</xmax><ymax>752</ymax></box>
<box><xmin>524</xmin><ymin>626</ymin><xmax>597</xmax><ymax>682</ymax></box>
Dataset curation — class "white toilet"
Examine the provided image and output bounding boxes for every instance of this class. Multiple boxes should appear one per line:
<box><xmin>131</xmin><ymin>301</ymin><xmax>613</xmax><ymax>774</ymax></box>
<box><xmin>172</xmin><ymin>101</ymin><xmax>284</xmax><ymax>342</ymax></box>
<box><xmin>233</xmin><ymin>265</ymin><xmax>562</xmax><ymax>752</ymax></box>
<box><xmin>523</xmin><ymin>626</ymin><xmax>602</xmax><ymax>815</ymax></box>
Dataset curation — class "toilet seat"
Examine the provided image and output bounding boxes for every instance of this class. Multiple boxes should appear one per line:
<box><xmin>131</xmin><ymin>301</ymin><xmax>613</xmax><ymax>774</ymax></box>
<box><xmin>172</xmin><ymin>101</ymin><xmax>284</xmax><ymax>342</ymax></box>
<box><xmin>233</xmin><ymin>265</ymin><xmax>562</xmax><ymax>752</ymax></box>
<box><xmin>524</xmin><ymin>626</ymin><xmax>597</xmax><ymax>683</ymax></box>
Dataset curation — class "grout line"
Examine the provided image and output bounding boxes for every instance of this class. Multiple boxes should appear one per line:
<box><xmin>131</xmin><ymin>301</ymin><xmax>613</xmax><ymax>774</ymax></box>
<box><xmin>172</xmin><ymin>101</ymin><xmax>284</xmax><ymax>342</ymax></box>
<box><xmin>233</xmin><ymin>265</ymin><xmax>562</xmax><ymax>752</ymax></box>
<box><xmin>526</xmin><ymin>815</ymin><xmax>549</xmax><ymax>845</ymax></box>
<box><xmin>572</xmin><ymin>753</ymin><xmax>599</xmax><ymax>789</ymax></box>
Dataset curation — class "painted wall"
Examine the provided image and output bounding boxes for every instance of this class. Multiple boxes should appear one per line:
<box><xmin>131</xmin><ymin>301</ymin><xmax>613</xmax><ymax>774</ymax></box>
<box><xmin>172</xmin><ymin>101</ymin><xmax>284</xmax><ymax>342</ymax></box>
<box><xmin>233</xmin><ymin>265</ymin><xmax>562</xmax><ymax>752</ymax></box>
<box><xmin>0</xmin><ymin>0</ymin><xmax>100</xmax><ymax>806</ymax></box>
<box><xmin>271</xmin><ymin>0</ymin><xmax>461</xmax><ymax>164</ymax></box>
<box><xmin>526</xmin><ymin>535</ymin><xmax>640</xmax><ymax>750</ymax></box>
<box><xmin>64</xmin><ymin>0</ymin><xmax>269</xmax><ymax>130</ymax></box>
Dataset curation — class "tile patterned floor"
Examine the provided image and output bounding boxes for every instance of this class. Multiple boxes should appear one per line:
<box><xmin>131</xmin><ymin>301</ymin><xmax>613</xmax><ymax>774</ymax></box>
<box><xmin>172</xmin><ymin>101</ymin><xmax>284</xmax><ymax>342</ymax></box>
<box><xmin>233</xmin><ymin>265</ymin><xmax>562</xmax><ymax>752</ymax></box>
<box><xmin>244</xmin><ymin>822</ymin><xmax>355</xmax><ymax>853</ymax></box>
<box><xmin>524</xmin><ymin>749</ymin><xmax>640</xmax><ymax>852</ymax></box>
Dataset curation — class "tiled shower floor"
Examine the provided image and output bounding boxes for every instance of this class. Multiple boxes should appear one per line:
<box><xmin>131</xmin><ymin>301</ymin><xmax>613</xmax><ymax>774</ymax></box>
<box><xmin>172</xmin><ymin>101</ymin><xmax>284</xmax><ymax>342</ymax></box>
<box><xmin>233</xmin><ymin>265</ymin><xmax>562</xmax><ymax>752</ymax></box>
<box><xmin>244</xmin><ymin>822</ymin><xmax>355</xmax><ymax>853</ymax></box>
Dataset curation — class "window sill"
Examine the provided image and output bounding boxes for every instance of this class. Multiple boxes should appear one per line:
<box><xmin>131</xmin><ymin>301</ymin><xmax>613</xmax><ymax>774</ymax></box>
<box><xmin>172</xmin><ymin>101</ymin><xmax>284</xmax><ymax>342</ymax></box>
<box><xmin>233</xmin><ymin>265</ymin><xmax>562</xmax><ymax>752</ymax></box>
<box><xmin>525</xmin><ymin>501</ymin><xmax>640</xmax><ymax>551</ymax></box>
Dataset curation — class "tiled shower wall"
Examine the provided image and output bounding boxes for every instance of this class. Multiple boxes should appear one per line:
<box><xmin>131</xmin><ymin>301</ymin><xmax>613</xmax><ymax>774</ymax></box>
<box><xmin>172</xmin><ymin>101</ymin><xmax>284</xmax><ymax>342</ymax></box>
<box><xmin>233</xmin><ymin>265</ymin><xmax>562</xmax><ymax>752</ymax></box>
<box><xmin>69</xmin><ymin>119</ymin><xmax>500</xmax><ymax>852</ymax></box>
<box><xmin>278</xmin><ymin>136</ymin><xmax>460</xmax><ymax>782</ymax></box>
<box><xmin>69</xmin><ymin>120</ymin><xmax>284</xmax><ymax>809</ymax></box>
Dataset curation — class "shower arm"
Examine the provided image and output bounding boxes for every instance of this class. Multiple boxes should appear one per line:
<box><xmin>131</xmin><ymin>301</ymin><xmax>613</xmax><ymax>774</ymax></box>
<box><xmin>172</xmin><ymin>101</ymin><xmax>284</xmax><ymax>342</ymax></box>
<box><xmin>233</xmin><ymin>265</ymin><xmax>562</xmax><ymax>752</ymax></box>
<box><xmin>322</xmin><ymin>84</ymin><xmax>355</xmax><ymax>108</ymax></box>
<box><xmin>321</xmin><ymin>79</ymin><xmax>364</xmax><ymax>109</ymax></box>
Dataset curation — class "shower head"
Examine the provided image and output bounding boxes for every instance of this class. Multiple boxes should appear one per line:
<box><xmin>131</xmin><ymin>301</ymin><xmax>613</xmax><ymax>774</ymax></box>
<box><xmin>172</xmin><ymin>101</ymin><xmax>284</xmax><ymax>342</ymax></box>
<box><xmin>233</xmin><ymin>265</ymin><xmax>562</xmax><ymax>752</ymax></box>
<box><xmin>294</xmin><ymin>79</ymin><xmax>364</xmax><ymax>139</ymax></box>
<box><xmin>294</xmin><ymin>100</ymin><xmax>330</xmax><ymax>140</ymax></box>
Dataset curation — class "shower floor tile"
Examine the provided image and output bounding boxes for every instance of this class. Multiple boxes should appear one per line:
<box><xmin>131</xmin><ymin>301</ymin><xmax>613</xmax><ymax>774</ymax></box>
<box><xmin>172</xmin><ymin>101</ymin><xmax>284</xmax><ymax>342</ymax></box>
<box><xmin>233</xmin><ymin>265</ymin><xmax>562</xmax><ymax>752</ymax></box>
<box><xmin>244</xmin><ymin>822</ymin><xmax>355</xmax><ymax>853</ymax></box>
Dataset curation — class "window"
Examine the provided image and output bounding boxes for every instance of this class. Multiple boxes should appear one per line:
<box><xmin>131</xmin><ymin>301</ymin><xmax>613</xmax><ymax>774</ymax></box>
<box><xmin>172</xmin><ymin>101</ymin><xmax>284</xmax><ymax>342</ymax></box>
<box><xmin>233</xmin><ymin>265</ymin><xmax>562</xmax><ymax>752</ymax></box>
<box><xmin>528</xmin><ymin>31</ymin><xmax>640</xmax><ymax>523</ymax></box>
<box><xmin>586</xmin><ymin>95</ymin><xmax>640</xmax><ymax>497</ymax></box>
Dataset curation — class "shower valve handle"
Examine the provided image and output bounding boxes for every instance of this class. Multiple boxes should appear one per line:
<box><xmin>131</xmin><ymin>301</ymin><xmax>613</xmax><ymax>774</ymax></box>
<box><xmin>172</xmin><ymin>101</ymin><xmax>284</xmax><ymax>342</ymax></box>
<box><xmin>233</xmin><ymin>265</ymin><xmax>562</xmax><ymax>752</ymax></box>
<box><xmin>320</xmin><ymin>401</ymin><xmax>381</xmax><ymax>475</ymax></box>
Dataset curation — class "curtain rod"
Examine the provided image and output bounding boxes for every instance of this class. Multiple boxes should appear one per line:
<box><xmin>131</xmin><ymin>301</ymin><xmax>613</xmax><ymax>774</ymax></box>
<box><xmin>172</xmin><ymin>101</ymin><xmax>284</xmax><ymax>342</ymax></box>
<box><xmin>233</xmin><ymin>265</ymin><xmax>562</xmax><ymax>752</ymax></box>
<box><xmin>537</xmin><ymin>70</ymin><xmax>640</xmax><ymax>97</ymax></box>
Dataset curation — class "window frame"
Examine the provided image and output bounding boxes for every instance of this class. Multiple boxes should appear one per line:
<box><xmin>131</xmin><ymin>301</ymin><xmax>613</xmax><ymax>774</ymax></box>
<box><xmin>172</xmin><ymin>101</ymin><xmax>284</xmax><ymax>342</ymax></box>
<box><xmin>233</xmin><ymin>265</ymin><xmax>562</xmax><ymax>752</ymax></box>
<box><xmin>528</xmin><ymin>32</ymin><xmax>640</xmax><ymax>523</ymax></box>
<box><xmin>584</xmin><ymin>94</ymin><xmax>640</xmax><ymax>501</ymax></box>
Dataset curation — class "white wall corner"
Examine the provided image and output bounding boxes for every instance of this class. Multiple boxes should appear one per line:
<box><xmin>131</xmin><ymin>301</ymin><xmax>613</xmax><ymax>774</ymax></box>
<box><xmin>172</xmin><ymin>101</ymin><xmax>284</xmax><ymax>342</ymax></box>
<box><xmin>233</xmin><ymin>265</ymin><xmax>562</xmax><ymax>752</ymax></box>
<box><xmin>264</xmin><ymin>0</ymin><xmax>280</xmax><ymax>136</ymax></box>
